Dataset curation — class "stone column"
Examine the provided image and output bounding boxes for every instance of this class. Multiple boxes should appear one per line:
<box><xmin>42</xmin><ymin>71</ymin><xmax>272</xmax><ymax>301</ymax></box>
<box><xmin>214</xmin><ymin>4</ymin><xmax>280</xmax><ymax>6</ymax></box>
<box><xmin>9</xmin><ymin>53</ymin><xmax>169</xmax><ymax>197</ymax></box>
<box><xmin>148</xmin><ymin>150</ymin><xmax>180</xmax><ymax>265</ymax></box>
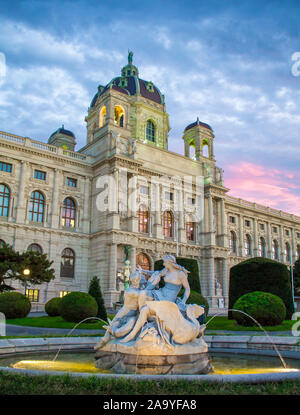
<box><xmin>253</xmin><ymin>218</ymin><xmax>258</xmax><ymax>256</ymax></box>
<box><xmin>16</xmin><ymin>161</ymin><xmax>27</xmax><ymax>223</ymax></box>
<box><xmin>267</xmin><ymin>222</ymin><xmax>272</xmax><ymax>258</ymax></box>
<box><xmin>177</xmin><ymin>188</ymin><xmax>186</xmax><ymax>243</ymax></box>
<box><xmin>128</xmin><ymin>175</ymin><xmax>138</xmax><ymax>232</ymax></box>
<box><xmin>279</xmin><ymin>225</ymin><xmax>284</xmax><ymax>262</ymax></box>
<box><xmin>238</xmin><ymin>214</ymin><xmax>243</xmax><ymax>257</ymax></box>
<box><xmin>184</xmin><ymin>140</ymin><xmax>190</xmax><ymax>158</ymax></box>
<box><xmin>130</xmin><ymin>246</ymin><xmax>136</xmax><ymax>273</ymax></box>
<box><xmin>108</xmin><ymin>243</ymin><xmax>117</xmax><ymax>291</ymax></box>
<box><xmin>82</xmin><ymin>176</ymin><xmax>91</xmax><ymax>233</ymax></box>
<box><xmin>220</xmin><ymin>198</ymin><xmax>227</xmax><ymax>247</ymax></box>
<box><xmin>207</xmin><ymin>195</ymin><xmax>215</xmax><ymax>245</ymax></box>
<box><xmin>153</xmin><ymin>182</ymin><xmax>162</xmax><ymax>238</ymax></box>
<box><xmin>107</xmin><ymin>170</ymin><xmax>120</xmax><ymax>230</ymax></box>
<box><xmin>50</xmin><ymin>169</ymin><xmax>60</xmax><ymax>228</ymax></box>
<box><xmin>208</xmin><ymin>257</ymin><xmax>215</xmax><ymax>298</ymax></box>
<box><xmin>222</xmin><ymin>258</ymin><xmax>228</xmax><ymax>306</ymax></box>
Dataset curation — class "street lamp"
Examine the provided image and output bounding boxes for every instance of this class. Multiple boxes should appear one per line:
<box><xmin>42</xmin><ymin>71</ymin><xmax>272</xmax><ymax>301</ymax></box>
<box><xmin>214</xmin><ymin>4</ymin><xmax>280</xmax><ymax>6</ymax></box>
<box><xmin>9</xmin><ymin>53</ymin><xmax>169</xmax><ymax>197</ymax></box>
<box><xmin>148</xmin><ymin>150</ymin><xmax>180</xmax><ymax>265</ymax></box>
<box><xmin>23</xmin><ymin>268</ymin><xmax>30</xmax><ymax>296</ymax></box>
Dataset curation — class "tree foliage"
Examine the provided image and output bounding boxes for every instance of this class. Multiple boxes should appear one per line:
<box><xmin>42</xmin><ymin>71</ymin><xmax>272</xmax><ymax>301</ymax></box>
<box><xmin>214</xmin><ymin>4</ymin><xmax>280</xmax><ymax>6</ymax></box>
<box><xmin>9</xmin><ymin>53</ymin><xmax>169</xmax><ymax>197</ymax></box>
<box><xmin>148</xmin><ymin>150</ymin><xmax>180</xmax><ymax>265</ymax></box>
<box><xmin>293</xmin><ymin>259</ymin><xmax>300</xmax><ymax>296</ymax></box>
<box><xmin>0</xmin><ymin>243</ymin><xmax>55</xmax><ymax>293</ymax></box>
<box><xmin>88</xmin><ymin>276</ymin><xmax>107</xmax><ymax>321</ymax></box>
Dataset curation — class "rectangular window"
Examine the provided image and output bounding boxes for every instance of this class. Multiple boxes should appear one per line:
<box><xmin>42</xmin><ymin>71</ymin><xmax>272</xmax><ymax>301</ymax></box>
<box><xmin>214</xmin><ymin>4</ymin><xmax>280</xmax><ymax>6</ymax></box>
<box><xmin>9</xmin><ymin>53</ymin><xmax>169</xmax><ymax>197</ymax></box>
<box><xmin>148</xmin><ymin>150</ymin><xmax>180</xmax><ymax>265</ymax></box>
<box><xmin>139</xmin><ymin>185</ymin><xmax>149</xmax><ymax>195</ymax></box>
<box><xmin>229</xmin><ymin>216</ymin><xmax>236</xmax><ymax>224</ymax></box>
<box><xmin>285</xmin><ymin>229</ymin><xmax>290</xmax><ymax>236</ymax></box>
<box><xmin>0</xmin><ymin>162</ymin><xmax>12</xmax><ymax>173</ymax></box>
<box><xmin>60</xmin><ymin>291</ymin><xmax>71</xmax><ymax>298</ymax></box>
<box><xmin>260</xmin><ymin>224</ymin><xmax>265</xmax><ymax>231</ymax></box>
<box><xmin>187</xmin><ymin>197</ymin><xmax>196</xmax><ymax>205</ymax></box>
<box><xmin>273</xmin><ymin>227</ymin><xmax>278</xmax><ymax>233</ymax></box>
<box><xmin>66</xmin><ymin>177</ymin><xmax>77</xmax><ymax>187</ymax></box>
<box><xmin>297</xmin><ymin>232</ymin><xmax>300</xmax><ymax>238</ymax></box>
<box><xmin>245</xmin><ymin>220</ymin><xmax>251</xmax><ymax>227</ymax></box>
<box><xmin>165</xmin><ymin>192</ymin><xmax>174</xmax><ymax>201</ymax></box>
<box><xmin>26</xmin><ymin>289</ymin><xmax>39</xmax><ymax>302</ymax></box>
<box><xmin>34</xmin><ymin>170</ymin><xmax>46</xmax><ymax>180</ymax></box>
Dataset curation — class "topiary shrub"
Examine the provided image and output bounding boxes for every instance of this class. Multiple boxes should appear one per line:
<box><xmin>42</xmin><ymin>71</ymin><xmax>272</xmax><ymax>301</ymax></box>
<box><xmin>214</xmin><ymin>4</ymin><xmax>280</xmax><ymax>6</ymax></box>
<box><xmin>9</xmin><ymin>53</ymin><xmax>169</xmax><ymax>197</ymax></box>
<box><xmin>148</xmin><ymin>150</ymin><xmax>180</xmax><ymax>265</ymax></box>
<box><xmin>59</xmin><ymin>291</ymin><xmax>98</xmax><ymax>323</ymax></box>
<box><xmin>232</xmin><ymin>291</ymin><xmax>286</xmax><ymax>326</ymax></box>
<box><xmin>154</xmin><ymin>257</ymin><xmax>201</xmax><ymax>292</ymax></box>
<box><xmin>88</xmin><ymin>276</ymin><xmax>107</xmax><ymax>321</ymax></box>
<box><xmin>0</xmin><ymin>291</ymin><xmax>31</xmax><ymax>318</ymax></box>
<box><xmin>45</xmin><ymin>297</ymin><xmax>62</xmax><ymax>317</ymax></box>
<box><xmin>228</xmin><ymin>257</ymin><xmax>294</xmax><ymax>320</ymax></box>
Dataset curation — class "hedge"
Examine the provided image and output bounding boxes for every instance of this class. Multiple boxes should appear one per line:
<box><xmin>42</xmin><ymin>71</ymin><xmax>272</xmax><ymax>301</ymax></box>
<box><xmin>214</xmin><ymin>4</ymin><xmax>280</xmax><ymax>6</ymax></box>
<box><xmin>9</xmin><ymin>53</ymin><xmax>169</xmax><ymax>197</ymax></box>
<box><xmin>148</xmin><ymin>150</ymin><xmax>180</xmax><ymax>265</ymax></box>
<box><xmin>228</xmin><ymin>257</ymin><xmax>294</xmax><ymax>320</ymax></box>
<box><xmin>45</xmin><ymin>297</ymin><xmax>62</xmax><ymax>317</ymax></box>
<box><xmin>59</xmin><ymin>292</ymin><xmax>98</xmax><ymax>323</ymax></box>
<box><xmin>232</xmin><ymin>291</ymin><xmax>286</xmax><ymax>326</ymax></box>
<box><xmin>0</xmin><ymin>292</ymin><xmax>31</xmax><ymax>318</ymax></box>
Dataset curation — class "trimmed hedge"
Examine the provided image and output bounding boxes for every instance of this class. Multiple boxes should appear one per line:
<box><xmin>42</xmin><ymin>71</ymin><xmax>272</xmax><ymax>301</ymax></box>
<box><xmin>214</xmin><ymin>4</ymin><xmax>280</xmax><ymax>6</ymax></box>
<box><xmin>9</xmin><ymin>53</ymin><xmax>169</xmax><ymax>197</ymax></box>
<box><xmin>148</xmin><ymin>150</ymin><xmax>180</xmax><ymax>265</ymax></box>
<box><xmin>0</xmin><ymin>292</ymin><xmax>31</xmax><ymax>318</ymax></box>
<box><xmin>154</xmin><ymin>257</ymin><xmax>201</xmax><ymax>292</ymax></box>
<box><xmin>45</xmin><ymin>297</ymin><xmax>62</xmax><ymax>317</ymax></box>
<box><xmin>186</xmin><ymin>290</ymin><xmax>209</xmax><ymax>316</ymax></box>
<box><xmin>59</xmin><ymin>292</ymin><xmax>98</xmax><ymax>323</ymax></box>
<box><xmin>232</xmin><ymin>291</ymin><xmax>286</xmax><ymax>326</ymax></box>
<box><xmin>228</xmin><ymin>257</ymin><xmax>294</xmax><ymax>320</ymax></box>
<box><xmin>88</xmin><ymin>276</ymin><xmax>107</xmax><ymax>321</ymax></box>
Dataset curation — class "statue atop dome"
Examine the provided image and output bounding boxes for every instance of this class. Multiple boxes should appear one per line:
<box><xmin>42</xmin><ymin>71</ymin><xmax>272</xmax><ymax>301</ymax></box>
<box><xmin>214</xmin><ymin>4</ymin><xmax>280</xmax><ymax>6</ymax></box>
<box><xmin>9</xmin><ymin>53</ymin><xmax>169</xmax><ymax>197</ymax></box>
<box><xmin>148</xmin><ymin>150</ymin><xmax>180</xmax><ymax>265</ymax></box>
<box><xmin>128</xmin><ymin>50</ymin><xmax>133</xmax><ymax>65</ymax></box>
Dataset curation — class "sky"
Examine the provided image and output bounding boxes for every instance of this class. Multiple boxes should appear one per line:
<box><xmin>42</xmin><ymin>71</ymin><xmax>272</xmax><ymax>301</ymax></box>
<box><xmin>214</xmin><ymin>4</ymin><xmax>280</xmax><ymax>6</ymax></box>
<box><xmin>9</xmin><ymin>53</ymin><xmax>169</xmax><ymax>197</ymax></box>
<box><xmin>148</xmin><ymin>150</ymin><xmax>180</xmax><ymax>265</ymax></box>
<box><xmin>0</xmin><ymin>0</ymin><xmax>299</xmax><ymax>215</ymax></box>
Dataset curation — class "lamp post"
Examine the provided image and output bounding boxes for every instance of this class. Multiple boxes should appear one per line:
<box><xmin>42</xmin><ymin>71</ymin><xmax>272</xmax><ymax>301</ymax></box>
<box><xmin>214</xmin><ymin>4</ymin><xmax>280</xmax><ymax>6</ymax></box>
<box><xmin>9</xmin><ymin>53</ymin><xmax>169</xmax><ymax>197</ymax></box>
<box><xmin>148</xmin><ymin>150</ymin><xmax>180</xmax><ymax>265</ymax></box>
<box><xmin>23</xmin><ymin>268</ymin><xmax>30</xmax><ymax>296</ymax></box>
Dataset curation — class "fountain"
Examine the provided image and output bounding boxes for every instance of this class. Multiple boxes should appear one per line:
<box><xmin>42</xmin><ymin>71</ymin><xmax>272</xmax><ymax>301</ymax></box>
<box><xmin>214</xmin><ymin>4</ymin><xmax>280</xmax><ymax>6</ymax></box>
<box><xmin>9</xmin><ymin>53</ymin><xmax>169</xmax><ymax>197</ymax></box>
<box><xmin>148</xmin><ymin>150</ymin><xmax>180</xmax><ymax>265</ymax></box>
<box><xmin>94</xmin><ymin>255</ymin><xmax>211</xmax><ymax>374</ymax></box>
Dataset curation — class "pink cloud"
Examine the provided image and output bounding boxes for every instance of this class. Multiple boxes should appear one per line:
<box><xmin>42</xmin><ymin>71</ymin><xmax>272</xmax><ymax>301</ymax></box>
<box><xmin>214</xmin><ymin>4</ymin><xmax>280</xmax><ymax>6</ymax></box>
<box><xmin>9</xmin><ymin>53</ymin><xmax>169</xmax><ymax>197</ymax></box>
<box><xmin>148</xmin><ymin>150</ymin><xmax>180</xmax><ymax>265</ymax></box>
<box><xmin>224</xmin><ymin>162</ymin><xmax>300</xmax><ymax>216</ymax></box>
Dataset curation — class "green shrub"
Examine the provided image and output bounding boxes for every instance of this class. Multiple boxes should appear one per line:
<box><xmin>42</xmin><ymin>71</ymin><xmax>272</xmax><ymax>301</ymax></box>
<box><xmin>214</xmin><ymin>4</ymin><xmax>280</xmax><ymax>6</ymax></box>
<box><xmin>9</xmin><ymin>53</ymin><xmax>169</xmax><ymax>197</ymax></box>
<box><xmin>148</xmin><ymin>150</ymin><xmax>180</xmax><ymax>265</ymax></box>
<box><xmin>0</xmin><ymin>292</ymin><xmax>31</xmax><ymax>318</ymax></box>
<box><xmin>59</xmin><ymin>291</ymin><xmax>98</xmax><ymax>323</ymax></box>
<box><xmin>45</xmin><ymin>297</ymin><xmax>62</xmax><ymax>317</ymax></box>
<box><xmin>88</xmin><ymin>276</ymin><xmax>107</xmax><ymax>321</ymax></box>
<box><xmin>154</xmin><ymin>257</ymin><xmax>201</xmax><ymax>292</ymax></box>
<box><xmin>228</xmin><ymin>257</ymin><xmax>294</xmax><ymax>319</ymax></box>
<box><xmin>232</xmin><ymin>291</ymin><xmax>286</xmax><ymax>326</ymax></box>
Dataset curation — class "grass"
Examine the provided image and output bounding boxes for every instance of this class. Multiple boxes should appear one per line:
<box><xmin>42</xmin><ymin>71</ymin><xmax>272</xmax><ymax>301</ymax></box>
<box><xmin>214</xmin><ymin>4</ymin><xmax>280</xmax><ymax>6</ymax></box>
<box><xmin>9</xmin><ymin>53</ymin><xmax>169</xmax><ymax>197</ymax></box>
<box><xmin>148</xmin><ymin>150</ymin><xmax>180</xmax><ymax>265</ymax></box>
<box><xmin>6</xmin><ymin>316</ymin><xmax>112</xmax><ymax>330</ymax></box>
<box><xmin>0</xmin><ymin>371</ymin><xmax>299</xmax><ymax>394</ymax></box>
<box><xmin>206</xmin><ymin>316</ymin><xmax>295</xmax><ymax>332</ymax></box>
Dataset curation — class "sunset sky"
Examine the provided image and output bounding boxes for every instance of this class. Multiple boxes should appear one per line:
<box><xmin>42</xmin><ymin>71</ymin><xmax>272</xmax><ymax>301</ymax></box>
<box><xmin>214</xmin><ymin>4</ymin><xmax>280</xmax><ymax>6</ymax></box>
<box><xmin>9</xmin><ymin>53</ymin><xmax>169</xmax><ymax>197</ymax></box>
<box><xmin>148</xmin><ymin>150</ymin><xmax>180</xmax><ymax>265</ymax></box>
<box><xmin>0</xmin><ymin>0</ymin><xmax>299</xmax><ymax>215</ymax></box>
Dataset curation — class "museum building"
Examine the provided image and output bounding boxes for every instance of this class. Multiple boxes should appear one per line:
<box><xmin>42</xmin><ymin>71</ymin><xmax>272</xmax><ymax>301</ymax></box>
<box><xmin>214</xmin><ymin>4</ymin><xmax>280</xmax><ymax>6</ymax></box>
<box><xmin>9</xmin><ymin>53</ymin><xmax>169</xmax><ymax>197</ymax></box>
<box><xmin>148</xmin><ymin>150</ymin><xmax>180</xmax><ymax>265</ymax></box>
<box><xmin>0</xmin><ymin>54</ymin><xmax>300</xmax><ymax>311</ymax></box>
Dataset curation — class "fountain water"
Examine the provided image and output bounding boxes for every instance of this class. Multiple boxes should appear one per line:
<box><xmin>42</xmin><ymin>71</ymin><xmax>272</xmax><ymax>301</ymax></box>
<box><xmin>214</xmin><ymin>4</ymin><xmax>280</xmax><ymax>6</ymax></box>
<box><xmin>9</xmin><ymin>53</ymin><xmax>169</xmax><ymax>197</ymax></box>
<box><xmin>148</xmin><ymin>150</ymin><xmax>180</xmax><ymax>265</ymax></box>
<box><xmin>205</xmin><ymin>308</ymin><xmax>287</xmax><ymax>368</ymax></box>
<box><xmin>53</xmin><ymin>316</ymin><xmax>108</xmax><ymax>362</ymax></box>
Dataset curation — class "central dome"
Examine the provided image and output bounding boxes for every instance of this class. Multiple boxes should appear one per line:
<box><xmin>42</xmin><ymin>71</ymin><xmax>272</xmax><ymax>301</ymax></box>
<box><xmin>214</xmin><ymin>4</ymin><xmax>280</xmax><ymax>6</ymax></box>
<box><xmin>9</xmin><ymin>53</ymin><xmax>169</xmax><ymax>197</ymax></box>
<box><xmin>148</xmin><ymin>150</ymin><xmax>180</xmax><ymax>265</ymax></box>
<box><xmin>90</xmin><ymin>52</ymin><xmax>164</xmax><ymax>108</ymax></box>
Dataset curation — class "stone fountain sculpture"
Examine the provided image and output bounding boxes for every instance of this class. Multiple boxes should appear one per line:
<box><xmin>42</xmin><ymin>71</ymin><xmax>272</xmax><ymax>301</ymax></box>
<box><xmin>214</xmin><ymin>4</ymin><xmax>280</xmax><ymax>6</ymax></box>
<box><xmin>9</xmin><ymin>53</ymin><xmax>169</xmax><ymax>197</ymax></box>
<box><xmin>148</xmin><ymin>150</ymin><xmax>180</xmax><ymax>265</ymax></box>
<box><xmin>94</xmin><ymin>255</ymin><xmax>211</xmax><ymax>374</ymax></box>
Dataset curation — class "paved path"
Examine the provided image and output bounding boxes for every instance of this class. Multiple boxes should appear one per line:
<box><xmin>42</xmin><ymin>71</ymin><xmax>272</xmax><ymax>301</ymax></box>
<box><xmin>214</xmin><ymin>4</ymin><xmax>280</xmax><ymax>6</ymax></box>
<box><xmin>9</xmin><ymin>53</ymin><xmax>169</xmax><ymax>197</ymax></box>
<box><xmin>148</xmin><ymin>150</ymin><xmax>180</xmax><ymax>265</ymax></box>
<box><xmin>5</xmin><ymin>324</ymin><xmax>104</xmax><ymax>337</ymax></box>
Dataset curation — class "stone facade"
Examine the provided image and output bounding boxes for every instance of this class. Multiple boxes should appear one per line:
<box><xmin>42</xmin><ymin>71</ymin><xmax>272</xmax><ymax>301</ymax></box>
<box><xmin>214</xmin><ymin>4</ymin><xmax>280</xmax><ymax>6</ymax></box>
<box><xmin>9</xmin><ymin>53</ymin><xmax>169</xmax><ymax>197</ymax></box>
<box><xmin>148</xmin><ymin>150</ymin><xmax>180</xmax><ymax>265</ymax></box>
<box><xmin>0</xmin><ymin>55</ymin><xmax>299</xmax><ymax>312</ymax></box>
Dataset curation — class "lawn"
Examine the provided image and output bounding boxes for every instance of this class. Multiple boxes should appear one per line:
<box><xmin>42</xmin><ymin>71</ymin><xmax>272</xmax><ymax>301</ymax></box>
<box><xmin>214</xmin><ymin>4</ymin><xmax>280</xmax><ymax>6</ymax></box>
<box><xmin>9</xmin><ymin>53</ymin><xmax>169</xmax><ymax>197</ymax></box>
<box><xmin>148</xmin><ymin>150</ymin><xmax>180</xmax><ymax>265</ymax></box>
<box><xmin>6</xmin><ymin>316</ymin><xmax>111</xmax><ymax>330</ymax></box>
<box><xmin>205</xmin><ymin>316</ymin><xmax>295</xmax><ymax>332</ymax></box>
<box><xmin>0</xmin><ymin>371</ymin><xmax>299</xmax><ymax>395</ymax></box>
<box><xmin>6</xmin><ymin>315</ymin><xmax>295</xmax><ymax>332</ymax></box>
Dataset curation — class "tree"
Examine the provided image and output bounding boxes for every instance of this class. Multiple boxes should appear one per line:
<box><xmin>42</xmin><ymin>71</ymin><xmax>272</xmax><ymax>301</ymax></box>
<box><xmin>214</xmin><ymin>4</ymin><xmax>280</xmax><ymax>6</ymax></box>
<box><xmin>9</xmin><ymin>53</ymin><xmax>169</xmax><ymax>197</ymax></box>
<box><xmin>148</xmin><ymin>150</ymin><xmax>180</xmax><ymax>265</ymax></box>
<box><xmin>88</xmin><ymin>276</ymin><xmax>107</xmax><ymax>321</ymax></box>
<box><xmin>0</xmin><ymin>243</ymin><xmax>55</xmax><ymax>293</ymax></box>
<box><xmin>293</xmin><ymin>259</ymin><xmax>300</xmax><ymax>296</ymax></box>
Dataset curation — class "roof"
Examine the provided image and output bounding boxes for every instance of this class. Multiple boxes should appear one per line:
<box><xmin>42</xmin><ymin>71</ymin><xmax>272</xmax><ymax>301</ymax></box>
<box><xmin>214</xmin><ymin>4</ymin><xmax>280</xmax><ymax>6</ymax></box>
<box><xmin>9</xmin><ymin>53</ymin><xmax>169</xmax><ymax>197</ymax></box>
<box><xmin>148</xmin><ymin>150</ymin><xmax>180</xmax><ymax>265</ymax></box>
<box><xmin>184</xmin><ymin>120</ymin><xmax>213</xmax><ymax>132</ymax></box>
<box><xmin>49</xmin><ymin>127</ymin><xmax>75</xmax><ymax>139</ymax></box>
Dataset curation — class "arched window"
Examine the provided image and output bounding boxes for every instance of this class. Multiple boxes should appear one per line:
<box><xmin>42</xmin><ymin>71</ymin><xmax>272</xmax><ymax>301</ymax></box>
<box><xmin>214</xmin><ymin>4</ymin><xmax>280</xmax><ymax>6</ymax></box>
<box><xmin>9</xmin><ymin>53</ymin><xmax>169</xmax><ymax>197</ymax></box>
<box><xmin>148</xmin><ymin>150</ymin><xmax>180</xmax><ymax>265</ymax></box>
<box><xmin>146</xmin><ymin>120</ymin><xmax>155</xmax><ymax>142</ymax></box>
<box><xmin>61</xmin><ymin>248</ymin><xmax>75</xmax><ymax>278</ymax></box>
<box><xmin>62</xmin><ymin>197</ymin><xmax>76</xmax><ymax>228</ymax></box>
<box><xmin>186</xmin><ymin>218</ymin><xmax>195</xmax><ymax>241</ymax></box>
<box><xmin>0</xmin><ymin>239</ymin><xmax>5</xmax><ymax>248</ymax></box>
<box><xmin>163</xmin><ymin>210</ymin><xmax>173</xmax><ymax>238</ymax></box>
<box><xmin>259</xmin><ymin>237</ymin><xmax>266</xmax><ymax>257</ymax></box>
<box><xmin>99</xmin><ymin>106</ymin><xmax>107</xmax><ymax>127</ymax></box>
<box><xmin>285</xmin><ymin>242</ymin><xmax>291</xmax><ymax>263</ymax></box>
<box><xmin>114</xmin><ymin>105</ymin><xmax>125</xmax><ymax>127</ymax></box>
<box><xmin>29</xmin><ymin>191</ymin><xmax>45</xmax><ymax>223</ymax></box>
<box><xmin>136</xmin><ymin>253</ymin><xmax>151</xmax><ymax>271</ymax></box>
<box><xmin>138</xmin><ymin>206</ymin><xmax>149</xmax><ymax>233</ymax></box>
<box><xmin>202</xmin><ymin>139</ymin><xmax>209</xmax><ymax>158</ymax></box>
<box><xmin>272</xmin><ymin>240</ymin><xmax>279</xmax><ymax>260</ymax></box>
<box><xmin>0</xmin><ymin>184</ymin><xmax>10</xmax><ymax>217</ymax></box>
<box><xmin>229</xmin><ymin>231</ymin><xmax>237</xmax><ymax>254</ymax></box>
<box><xmin>27</xmin><ymin>243</ymin><xmax>43</xmax><ymax>254</ymax></box>
<box><xmin>244</xmin><ymin>234</ymin><xmax>251</xmax><ymax>256</ymax></box>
